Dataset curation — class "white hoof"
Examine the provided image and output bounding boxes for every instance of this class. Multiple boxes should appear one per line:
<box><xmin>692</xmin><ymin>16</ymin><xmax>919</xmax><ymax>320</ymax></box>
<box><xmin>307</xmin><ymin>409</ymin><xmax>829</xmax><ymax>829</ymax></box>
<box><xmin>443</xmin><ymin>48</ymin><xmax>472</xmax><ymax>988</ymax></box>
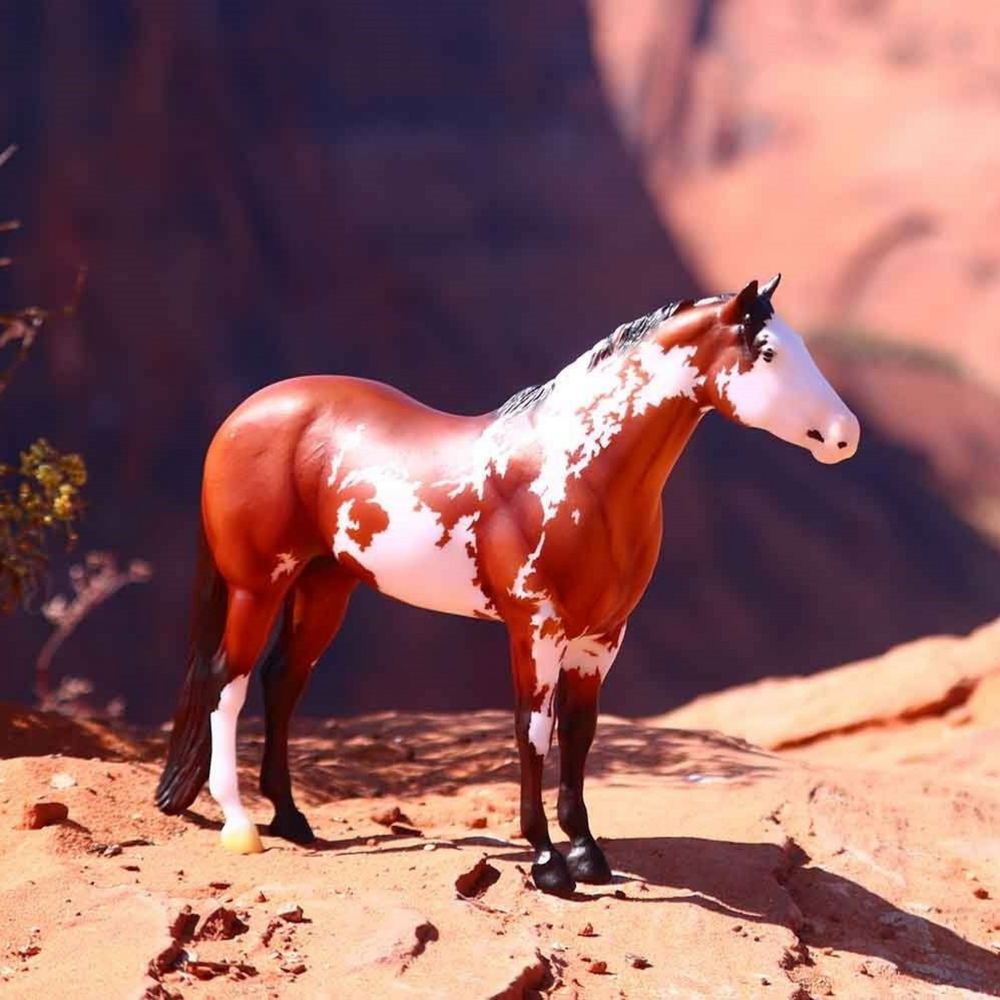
<box><xmin>220</xmin><ymin>817</ymin><xmax>264</xmax><ymax>854</ymax></box>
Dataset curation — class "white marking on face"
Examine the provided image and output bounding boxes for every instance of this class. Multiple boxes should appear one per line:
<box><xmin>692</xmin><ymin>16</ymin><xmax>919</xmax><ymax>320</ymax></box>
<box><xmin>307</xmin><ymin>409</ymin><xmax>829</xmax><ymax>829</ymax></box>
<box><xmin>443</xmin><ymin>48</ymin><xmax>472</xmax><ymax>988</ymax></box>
<box><xmin>332</xmin><ymin>467</ymin><xmax>494</xmax><ymax>618</ymax></box>
<box><xmin>208</xmin><ymin>675</ymin><xmax>252</xmax><ymax>829</ymax></box>
<box><xmin>571</xmin><ymin>508</ymin><xmax>581</xmax><ymax>525</ymax></box>
<box><xmin>715</xmin><ymin>314</ymin><xmax>859</xmax><ymax>464</ymax></box>
<box><xmin>270</xmin><ymin>551</ymin><xmax>299</xmax><ymax>583</ymax></box>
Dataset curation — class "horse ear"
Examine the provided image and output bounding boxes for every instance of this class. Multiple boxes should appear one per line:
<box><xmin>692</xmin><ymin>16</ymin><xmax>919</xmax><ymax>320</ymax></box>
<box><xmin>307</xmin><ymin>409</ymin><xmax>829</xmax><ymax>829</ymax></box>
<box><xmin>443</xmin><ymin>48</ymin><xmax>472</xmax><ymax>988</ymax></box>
<box><xmin>724</xmin><ymin>279</ymin><xmax>758</xmax><ymax>321</ymax></box>
<box><xmin>760</xmin><ymin>273</ymin><xmax>781</xmax><ymax>302</ymax></box>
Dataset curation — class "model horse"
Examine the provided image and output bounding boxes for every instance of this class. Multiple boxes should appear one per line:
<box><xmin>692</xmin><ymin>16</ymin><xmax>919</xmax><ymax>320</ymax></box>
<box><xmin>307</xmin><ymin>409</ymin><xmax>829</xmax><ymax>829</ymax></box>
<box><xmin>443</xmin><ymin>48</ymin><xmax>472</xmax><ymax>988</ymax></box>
<box><xmin>155</xmin><ymin>275</ymin><xmax>859</xmax><ymax>894</ymax></box>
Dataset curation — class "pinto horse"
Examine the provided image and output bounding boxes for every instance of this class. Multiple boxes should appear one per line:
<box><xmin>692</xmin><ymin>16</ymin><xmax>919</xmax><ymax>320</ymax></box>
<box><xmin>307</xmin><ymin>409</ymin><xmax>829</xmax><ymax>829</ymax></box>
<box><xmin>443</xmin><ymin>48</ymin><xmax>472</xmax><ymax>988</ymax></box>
<box><xmin>155</xmin><ymin>275</ymin><xmax>859</xmax><ymax>894</ymax></box>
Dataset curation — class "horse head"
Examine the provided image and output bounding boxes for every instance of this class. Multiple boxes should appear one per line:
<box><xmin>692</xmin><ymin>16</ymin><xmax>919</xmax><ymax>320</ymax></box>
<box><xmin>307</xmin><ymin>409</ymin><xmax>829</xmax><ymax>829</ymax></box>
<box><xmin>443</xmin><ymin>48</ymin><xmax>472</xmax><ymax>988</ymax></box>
<box><xmin>690</xmin><ymin>275</ymin><xmax>860</xmax><ymax>464</ymax></box>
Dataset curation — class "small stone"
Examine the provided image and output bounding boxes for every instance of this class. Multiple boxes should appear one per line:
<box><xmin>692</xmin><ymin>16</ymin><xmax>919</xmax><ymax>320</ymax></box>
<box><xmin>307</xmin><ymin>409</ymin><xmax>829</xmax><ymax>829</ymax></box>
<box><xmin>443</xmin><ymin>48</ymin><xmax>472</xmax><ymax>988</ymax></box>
<box><xmin>974</xmin><ymin>887</ymin><xmax>990</xmax><ymax>900</ymax></box>
<box><xmin>282</xmin><ymin>961</ymin><xmax>306</xmax><ymax>975</ymax></box>
<box><xmin>20</xmin><ymin>802</ymin><xmax>68</xmax><ymax>830</ymax></box>
<box><xmin>467</xmin><ymin>816</ymin><xmax>488</xmax><ymax>829</ymax></box>
<box><xmin>613</xmin><ymin>889</ymin><xmax>626</xmax><ymax>900</ymax></box>
<box><xmin>423</xmin><ymin>842</ymin><xmax>437</xmax><ymax>851</ymax></box>
<box><xmin>49</xmin><ymin>773</ymin><xmax>76</xmax><ymax>790</ymax></box>
<box><xmin>588</xmin><ymin>960</ymin><xmax>608</xmax><ymax>975</ymax></box>
<box><xmin>627</xmin><ymin>953</ymin><xmax>651</xmax><ymax>969</ymax></box>
<box><xmin>578</xmin><ymin>923</ymin><xmax>597</xmax><ymax>937</ymax></box>
<box><xmin>371</xmin><ymin>805</ymin><xmax>407</xmax><ymax>827</ymax></box>
<box><xmin>102</xmin><ymin>844</ymin><xmax>123</xmax><ymax>858</ymax></box>
<box><xmin>761</xmin><ymin>976</ymin><xmax>770</xmax><ymax>986</ymax></box>
<box><xmin>278</xmin><ymin>905</ymin><xmax>305</xmax><ymax>923</ymax></box>
<box><xmin>197</xmin><ymin>907</ymin><xmax>248</xmax><ymax>941</ymax></box>
<box><xmin>255</xmin><ymin>890</ymin><xmax>267</xmax><ymax>903</ymax></box>
<box><xmin>209</xmin><ymin>881</ymin><xmax>231</xmax><ymax>891</ymax></box>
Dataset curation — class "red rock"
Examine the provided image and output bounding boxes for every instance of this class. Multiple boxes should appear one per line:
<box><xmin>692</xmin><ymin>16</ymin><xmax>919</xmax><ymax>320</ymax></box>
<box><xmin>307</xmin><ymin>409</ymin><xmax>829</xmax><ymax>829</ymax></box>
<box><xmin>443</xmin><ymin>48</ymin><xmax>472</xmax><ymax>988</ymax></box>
<box><xmin>20</xmin><ymin>801</ymin><xmax>68</xmax><ymax>830</ymax></box>
<box><xmin>196</xmin><ymin>907</ymin><xmax>248</xmax><ymax>941</ymax></box>
<box><xmin>588</xmin><ymin>960</ymin><xmax>608</xmax><ymax>974</ymax></box>
<box><xmin>371</xmin><ymin>805</ymin><xmax>408</xmax><ymax>827</ymax></box>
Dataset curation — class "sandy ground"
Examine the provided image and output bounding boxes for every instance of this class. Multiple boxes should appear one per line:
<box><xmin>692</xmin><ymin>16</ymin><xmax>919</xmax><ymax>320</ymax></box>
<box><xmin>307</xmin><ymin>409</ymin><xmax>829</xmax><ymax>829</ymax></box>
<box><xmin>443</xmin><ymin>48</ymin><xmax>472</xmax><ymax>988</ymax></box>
<box><xmin>1</xmin><ymin>625</ymin><xmax>1000</xmax><ymax>998</ymax></box>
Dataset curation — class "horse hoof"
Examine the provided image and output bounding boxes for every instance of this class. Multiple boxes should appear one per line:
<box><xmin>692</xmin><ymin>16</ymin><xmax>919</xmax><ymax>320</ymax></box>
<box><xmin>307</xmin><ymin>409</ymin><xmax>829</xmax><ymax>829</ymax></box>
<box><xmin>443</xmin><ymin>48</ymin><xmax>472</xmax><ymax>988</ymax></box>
<box><xmin>532</xmin><ymin>850</ymin><xmax>576</xmax><ymax>896</ymax></box>
<box><xmin>268</xmin><ymin>808</ymin><xmax>315</xmax><ymax>845</ymax></box>
<box><xmin>220</xmin><ymin>818</ymin><xmax>264</xmax><ymax>854</ymax></box>
<box><xmin>566</xmin><ymin>839</ymin><xmax>612</xmax><ymax>884</ymax></box>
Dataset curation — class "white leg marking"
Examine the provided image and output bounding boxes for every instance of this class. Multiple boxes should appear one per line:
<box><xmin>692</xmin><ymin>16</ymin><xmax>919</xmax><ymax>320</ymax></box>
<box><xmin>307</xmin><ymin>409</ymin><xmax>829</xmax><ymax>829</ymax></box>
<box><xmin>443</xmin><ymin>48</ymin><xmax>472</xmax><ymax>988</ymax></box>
<box><xmin>564</xmin><ymin>623</ymin><xmax>627</xmax><ymax>683</ymax></box>
<box><xmin>527</xmin><ymin>601</ymin><xmax>567</xmax><ymax>755</ymax></box>
<box><xmin>209</xmin><ymin>674</ymin><xmax>263</xmax><ymax>854</ymax></box>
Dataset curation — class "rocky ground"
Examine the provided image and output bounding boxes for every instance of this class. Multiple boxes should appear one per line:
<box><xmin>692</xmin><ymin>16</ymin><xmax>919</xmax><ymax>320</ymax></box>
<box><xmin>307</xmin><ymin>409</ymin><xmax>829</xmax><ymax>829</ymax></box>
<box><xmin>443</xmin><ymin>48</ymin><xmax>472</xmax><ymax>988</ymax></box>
<box><xmin>1</xmin><ymin>621</ymin><xmax>1000</xmax><ymax>998</ymax></box>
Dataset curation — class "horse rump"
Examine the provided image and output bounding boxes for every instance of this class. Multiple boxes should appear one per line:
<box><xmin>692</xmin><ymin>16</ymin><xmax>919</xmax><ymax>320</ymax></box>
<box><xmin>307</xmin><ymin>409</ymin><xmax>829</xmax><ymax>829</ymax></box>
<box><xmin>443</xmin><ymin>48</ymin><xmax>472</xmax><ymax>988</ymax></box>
<box><xmin>154</xmin><ymin>521</ymin><xmax>228</xmax><ymax>814</ymax></box>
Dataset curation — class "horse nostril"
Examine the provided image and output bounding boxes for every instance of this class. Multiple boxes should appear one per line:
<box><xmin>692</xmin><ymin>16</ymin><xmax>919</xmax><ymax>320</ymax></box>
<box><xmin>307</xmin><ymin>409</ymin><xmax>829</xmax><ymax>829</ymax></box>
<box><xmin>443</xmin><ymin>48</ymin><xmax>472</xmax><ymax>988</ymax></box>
<box><xmin>837</xmin><ymin>441</ymin><xmax>848</xmax><ymax>450</ymax></box>
<box><xmin>806</xmin><ymin>429</ymin><xmax>825</xmax><ymax>443</ymax></box>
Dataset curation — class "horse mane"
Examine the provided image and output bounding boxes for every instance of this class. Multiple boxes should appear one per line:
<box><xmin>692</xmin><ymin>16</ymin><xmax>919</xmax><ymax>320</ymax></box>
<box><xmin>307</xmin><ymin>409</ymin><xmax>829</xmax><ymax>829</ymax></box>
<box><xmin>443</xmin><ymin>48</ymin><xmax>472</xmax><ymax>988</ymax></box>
<box><xmin>497</xmin><ymin>297</ymin><xmax>704</xmax><ymax>417</ymax></box>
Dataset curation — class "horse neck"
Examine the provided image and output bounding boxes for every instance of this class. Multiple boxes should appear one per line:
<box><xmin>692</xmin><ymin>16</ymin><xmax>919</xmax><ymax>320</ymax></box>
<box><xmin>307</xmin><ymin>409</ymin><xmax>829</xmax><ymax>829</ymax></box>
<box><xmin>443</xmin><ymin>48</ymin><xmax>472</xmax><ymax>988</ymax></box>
<box><xmin>526</xmin><ymin>341</ymin><xmax>706</xmax><ymax>502</ymax></box>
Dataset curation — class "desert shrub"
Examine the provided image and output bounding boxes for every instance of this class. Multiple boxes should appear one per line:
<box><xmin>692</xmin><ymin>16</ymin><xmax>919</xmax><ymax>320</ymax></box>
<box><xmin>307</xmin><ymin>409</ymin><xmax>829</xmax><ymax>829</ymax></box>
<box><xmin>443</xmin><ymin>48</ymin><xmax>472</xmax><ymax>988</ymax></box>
<box><xmin>0</xmin><ymin>144</ymin><xmax>88</xmax><ymax>613</ymax></box>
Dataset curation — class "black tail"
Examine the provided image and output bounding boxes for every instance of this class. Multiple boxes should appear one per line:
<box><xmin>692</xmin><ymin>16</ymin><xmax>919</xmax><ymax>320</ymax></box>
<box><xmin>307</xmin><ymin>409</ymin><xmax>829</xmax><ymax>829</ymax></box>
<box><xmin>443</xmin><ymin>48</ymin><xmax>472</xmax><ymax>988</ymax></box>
<box><xmin>154</xmin><ymin>520</ymin><xmax>229</xmax><ymax>814</ymax></box>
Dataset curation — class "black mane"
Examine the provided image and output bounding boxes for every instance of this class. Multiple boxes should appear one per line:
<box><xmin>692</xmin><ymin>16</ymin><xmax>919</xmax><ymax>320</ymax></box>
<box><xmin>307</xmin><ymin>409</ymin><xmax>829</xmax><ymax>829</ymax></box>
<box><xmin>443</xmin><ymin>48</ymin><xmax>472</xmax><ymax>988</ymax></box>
<box><xmin>496</xmin><ymin>297</ymin><xmax>695</xmax><ymax>417</ymax></box>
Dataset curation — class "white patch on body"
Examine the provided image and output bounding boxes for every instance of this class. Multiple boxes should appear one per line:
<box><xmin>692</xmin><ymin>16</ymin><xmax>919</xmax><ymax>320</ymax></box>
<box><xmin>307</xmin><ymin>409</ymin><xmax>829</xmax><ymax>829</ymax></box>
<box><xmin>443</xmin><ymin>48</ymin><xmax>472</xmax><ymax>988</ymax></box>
<box><xmin>332</xmin><ymin>467</ymin><xmax>492</xmax><ymax>618</ymax></box>
<box><xmin>323</xmin><ymin>324</ymin><xmax>708</xmax><ymax>621</ymax></box>
<box><xmin>270</xmin><ymin>551</ymin><xmax>298</xmax><ymax>583</ymax></box>
<box><xmin>504</xmin><ymin>341</ymin><xmax>704</xmax><ymax>600</ymax></box>
<box><xmin>714</xmin><ymin>314</ymin><xmax>859</xmax><ymax>463</ymax></box>
<box><xmin>570</xmin><ymin>508</ymin><xmax>581</xmax><ymax>525</ymax></box>
<box><xmin>327</xmin><ymin>423</ymin><xmax>366</xmax><ymax>486</ymax></box>
<box><xmin>208</xmin><ymin>675</ymin><xmax>252</xmax><ymax>830</ymax></box>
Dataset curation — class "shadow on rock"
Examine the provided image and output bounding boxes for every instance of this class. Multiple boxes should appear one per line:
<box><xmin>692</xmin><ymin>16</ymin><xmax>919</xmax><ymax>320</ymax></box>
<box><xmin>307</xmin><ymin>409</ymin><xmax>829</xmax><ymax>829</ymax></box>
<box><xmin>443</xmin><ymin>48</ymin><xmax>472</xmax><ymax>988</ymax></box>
<box><xmin>590</xmin><ymin>836</ymin><xmax>1000</xmax><ymax>997</ymax></box>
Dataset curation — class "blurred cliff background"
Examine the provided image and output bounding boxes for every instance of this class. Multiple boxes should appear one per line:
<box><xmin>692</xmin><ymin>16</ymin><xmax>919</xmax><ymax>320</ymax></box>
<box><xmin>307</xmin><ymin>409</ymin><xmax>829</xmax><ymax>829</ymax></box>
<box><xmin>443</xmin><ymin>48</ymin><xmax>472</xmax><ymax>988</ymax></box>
<box><xmin>3</xmin><ymin>0</ymin><xmax>1000</xmax><ymax>724</ymax></box>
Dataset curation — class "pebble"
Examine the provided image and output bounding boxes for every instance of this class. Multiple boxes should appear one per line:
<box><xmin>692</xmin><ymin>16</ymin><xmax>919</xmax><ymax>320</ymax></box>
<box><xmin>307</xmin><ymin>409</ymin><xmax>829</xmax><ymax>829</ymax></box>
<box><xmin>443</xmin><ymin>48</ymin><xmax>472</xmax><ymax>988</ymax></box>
<box><xmin>20</xmin><ymin>801</ymin><xmax>68</xmax><ymax>830</ymax></box>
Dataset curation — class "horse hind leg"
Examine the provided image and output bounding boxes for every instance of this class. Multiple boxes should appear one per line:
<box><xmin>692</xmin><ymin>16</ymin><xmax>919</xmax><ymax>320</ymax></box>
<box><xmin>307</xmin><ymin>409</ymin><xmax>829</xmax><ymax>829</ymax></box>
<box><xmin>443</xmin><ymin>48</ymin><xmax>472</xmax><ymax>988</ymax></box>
<box><xmin>259</xmin><ymin>557</ymin><xmax>357</xmax><ymax>844</ymax></box>
<box><xmin>208</xmin><ymin>586</ymin><xmax>288</xmax><ymax>854</ymax></box>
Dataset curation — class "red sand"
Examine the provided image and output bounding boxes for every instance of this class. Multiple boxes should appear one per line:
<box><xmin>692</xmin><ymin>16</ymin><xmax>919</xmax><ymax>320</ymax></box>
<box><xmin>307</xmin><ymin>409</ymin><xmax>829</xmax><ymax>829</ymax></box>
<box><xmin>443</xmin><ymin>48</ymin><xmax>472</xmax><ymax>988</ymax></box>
<box><xmin>2</xmin><ymin>622</ymin><xmax>1000</xmax><ymax>997</ymax></box>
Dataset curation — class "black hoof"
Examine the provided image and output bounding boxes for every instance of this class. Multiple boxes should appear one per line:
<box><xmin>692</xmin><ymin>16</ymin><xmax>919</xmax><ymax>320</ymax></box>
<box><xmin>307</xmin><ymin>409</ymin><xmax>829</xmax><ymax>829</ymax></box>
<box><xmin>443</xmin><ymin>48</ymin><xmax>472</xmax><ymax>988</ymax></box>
<box><xmin>268</xmin><ymin>807</ymin><xmax>315</xmax><ymax>845</ymax></box>
<box><xmin>566</xmin><ymin>838</ymin><xmax>612</xmax><ymax>884</ymax></box>
<box><xmin>532</xmin><ymin>849</ymin><xmax>576</xmax><ymax>896</ymax></box>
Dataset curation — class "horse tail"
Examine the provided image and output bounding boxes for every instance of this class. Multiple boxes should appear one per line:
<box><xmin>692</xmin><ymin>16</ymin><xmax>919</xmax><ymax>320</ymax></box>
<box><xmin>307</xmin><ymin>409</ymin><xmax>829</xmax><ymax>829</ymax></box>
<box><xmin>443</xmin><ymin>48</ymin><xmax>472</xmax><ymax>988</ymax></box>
<box><xmin>154</xmin><ymin>519</ymin><xmax>229</xmax><ymax>814</ymax></box>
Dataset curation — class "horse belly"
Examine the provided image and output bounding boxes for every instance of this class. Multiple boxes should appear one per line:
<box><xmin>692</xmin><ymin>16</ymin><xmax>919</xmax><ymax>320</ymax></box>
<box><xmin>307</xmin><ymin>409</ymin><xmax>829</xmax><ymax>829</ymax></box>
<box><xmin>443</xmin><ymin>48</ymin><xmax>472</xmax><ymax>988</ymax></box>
<box><xmin>330</xmin><ymin>468</ymin><xmax>494</xmax><ymax>619</ymax></box>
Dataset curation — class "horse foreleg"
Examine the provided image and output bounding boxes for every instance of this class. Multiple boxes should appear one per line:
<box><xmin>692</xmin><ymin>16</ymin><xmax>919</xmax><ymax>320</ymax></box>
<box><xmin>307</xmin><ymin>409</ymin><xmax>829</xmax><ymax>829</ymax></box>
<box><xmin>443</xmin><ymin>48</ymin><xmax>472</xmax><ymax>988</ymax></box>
<box><xmin>210</xmin><ymin>586</ymin><xmax>285</xmax><ymax>854</ymax></box>
<box><xmin>557</xmin><ymin>672</ymin><xmax>611</xmax><ymax>883</ymax></box>
<box><xmin>508</xmin><ymin>621</ymin><xmax>574</xmax><ymax>895</ymax></box>
<box><xmin>260</xmin><ymin>557</ymin><xmax>357</xmax><ymax>844</ymax></box>
<box><xmin>556</xmin><ymin>627</ymin><xmax>625</xmax><ymax>884</ymax></box>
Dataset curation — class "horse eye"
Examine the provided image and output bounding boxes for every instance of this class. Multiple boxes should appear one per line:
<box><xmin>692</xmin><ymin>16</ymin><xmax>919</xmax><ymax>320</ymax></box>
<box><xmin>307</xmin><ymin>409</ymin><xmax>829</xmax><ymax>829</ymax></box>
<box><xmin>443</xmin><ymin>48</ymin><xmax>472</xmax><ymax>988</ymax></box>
<box><xmin>761</xmin><ymin>346</ymin><xmax>776</xmax><ymax>363</ymax></box>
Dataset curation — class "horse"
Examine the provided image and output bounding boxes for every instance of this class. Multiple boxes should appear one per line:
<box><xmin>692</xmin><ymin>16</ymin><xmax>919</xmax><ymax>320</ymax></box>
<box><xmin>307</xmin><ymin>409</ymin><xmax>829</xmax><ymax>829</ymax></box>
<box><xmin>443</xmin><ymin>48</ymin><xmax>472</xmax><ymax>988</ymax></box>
<box><xmin>155</xmin><ymin>274</ymin><xmax>859</xmax><ymax>894</ymax></box>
